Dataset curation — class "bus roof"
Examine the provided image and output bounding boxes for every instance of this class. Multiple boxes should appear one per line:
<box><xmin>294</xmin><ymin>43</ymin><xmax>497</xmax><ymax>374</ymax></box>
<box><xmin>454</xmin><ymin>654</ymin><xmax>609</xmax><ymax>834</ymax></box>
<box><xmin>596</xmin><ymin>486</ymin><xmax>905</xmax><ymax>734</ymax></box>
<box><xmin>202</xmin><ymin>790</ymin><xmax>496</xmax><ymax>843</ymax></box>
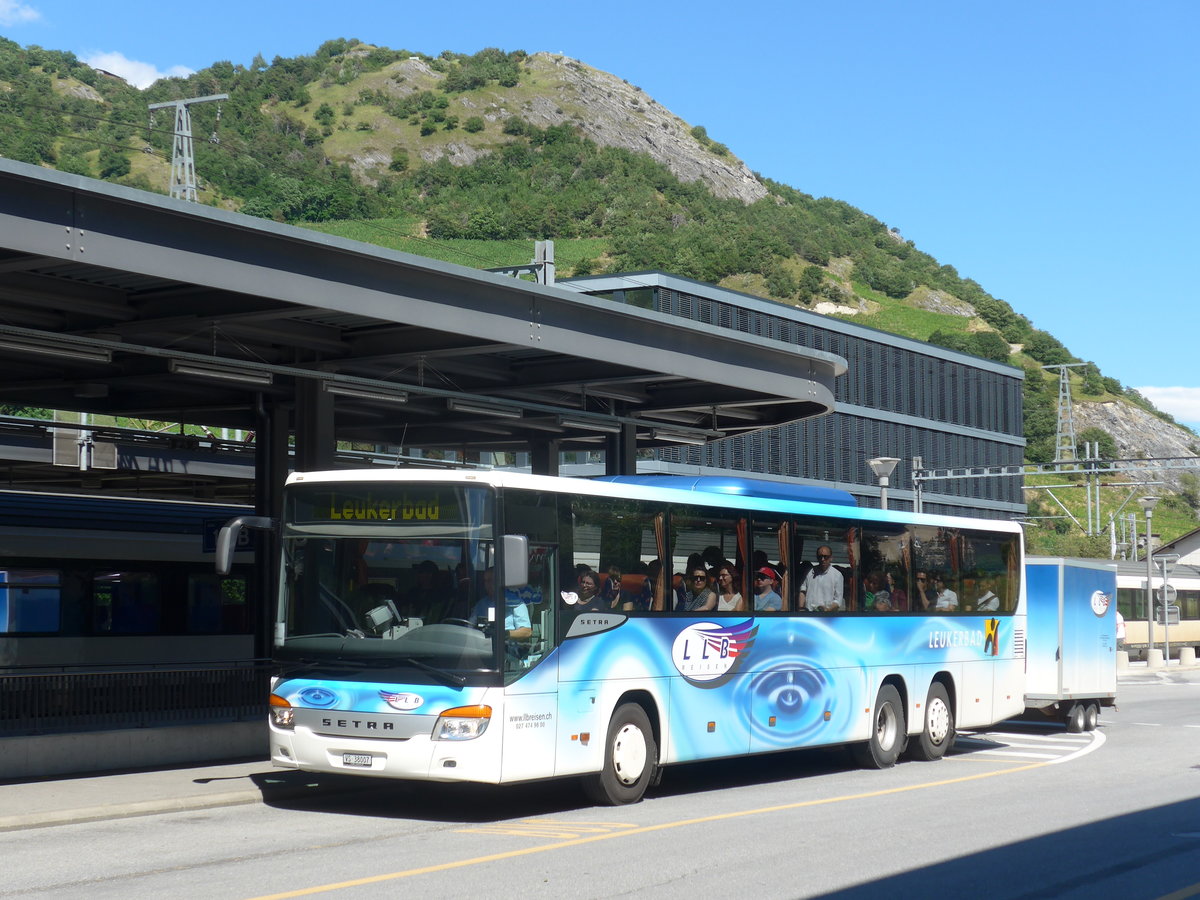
<box><xmin>594</xmin><ymin>475</ymin><xmax>858</xmax><ymax>507</ymax></box>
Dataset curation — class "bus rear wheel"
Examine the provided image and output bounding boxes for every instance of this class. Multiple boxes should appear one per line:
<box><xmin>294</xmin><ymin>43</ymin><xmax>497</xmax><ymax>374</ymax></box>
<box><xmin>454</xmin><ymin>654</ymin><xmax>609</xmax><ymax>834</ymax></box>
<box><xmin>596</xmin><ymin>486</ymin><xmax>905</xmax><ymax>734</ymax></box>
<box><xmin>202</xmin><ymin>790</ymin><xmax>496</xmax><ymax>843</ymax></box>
<box><xmin>907</xmin><ymin>682</ymin><xmax>955</xmax><ymax>761</ymax></box>
<box><xmin>1083</xmin><ymin>701</ymin><xmax>1100</xmax><ymax>732</ymax></box>
<box><xmin>582</xmin><ymin>703</ymin><xmax>657</xmax><ymax>805</ymax></box>
<box><xmin>852</xmin><ymin>684</ymin><xmax>905</xmax><ymax>769</ymax></box>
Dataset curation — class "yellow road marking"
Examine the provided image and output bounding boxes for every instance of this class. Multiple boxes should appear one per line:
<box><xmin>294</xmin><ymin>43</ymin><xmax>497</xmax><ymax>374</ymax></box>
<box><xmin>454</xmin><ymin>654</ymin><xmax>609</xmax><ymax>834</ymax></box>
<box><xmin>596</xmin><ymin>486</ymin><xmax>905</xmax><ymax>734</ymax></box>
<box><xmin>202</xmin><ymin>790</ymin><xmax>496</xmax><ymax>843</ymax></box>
<box><xmin>243</xmin><ymin>760</ymin><xmax>1047</xmax><ymax>900</ymax></box>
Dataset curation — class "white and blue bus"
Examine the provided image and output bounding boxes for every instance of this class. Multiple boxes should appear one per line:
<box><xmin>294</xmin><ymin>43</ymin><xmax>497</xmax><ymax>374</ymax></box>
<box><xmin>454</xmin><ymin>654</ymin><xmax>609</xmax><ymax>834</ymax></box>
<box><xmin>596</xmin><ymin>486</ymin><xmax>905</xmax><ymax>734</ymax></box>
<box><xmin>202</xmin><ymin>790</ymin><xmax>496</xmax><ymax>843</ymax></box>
<box><xmin>245</xmin><ymin>469</ymin><xmax>1026</xmax><ymax>804</ymax></box>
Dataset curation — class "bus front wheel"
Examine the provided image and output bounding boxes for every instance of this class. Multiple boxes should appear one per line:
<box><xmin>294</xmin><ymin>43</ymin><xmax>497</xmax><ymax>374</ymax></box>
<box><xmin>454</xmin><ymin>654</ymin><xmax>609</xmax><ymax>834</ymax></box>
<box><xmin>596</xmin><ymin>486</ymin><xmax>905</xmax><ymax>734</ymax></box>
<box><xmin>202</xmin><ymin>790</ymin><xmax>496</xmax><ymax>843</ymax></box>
<box><xmin>908</xmin><ymin>682</ymin><xmax>955</xmax><ymax>761</ymax></box>
<box><xmin>582</xmin><ymin>703</ymin><xmax>657</xmax><ymax>805</ymax></box>
<box><xmin>853</xmin><ymin>684</ymin><xmax>905</xmax><ymax>769</ymax></box>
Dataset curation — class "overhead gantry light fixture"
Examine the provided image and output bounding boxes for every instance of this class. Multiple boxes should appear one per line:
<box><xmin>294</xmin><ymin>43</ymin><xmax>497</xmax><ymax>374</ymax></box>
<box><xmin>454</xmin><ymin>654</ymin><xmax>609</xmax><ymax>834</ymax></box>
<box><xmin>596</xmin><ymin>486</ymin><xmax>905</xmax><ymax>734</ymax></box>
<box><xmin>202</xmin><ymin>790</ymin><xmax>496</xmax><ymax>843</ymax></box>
<box><xmin>446</xmin><ymin>398</ymin><xmax>523</xmax><ymax>420</ymax></box>
<box><xmin>651</xmin><ymin>428</ymin><xmax>709</xmax><ymax>446</ymax></box>
<box><xmin>556</xmin><ymin>415</ymin><xmax>623</xmax><ymax>434</ymax></box>
<box><xmin>322</xmin><ymin>382</ymin><xmax>409</xmax><ymax>405</ymax></box>
<box><xmin>168</xmin><ymin>359</ymin><xmax>274</xmax><ymax>386</ymax></box>
<box><xmin>0</xmin><ymin>334</ymin><xmax>112</xmax><ymax>364</ymax></box>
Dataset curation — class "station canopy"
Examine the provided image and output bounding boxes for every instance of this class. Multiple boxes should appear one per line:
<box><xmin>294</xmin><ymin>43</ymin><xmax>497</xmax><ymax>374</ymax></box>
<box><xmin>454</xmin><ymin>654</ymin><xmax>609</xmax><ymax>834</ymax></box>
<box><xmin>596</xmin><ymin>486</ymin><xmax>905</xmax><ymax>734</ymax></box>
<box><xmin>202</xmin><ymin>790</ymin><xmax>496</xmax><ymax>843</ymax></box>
<box><xmin>0</xmin><ymin>158</ymin><xmax>844</xmax><ymax>460</ymax></box>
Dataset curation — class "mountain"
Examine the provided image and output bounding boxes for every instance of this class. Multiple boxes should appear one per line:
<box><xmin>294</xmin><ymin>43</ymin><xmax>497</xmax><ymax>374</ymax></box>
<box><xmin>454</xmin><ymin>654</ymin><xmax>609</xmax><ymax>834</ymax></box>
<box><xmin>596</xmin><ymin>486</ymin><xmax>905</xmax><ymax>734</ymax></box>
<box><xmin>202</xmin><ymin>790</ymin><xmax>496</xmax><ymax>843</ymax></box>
<box><xmin>0</xmin><ymin>37</ymin><xmax>1196</xmax><ymax>551</ymax></box>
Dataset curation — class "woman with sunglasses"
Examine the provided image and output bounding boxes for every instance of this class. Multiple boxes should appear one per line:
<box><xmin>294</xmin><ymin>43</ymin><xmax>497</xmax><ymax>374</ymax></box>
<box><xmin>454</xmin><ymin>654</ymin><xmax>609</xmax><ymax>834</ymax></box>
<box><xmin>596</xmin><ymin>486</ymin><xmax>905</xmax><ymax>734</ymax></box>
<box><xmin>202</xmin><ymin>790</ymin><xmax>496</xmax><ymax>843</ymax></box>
<box><xmin>680</xmin><ymin>564</ymin><xmax>717</xmax><ymax>612</ymax></box>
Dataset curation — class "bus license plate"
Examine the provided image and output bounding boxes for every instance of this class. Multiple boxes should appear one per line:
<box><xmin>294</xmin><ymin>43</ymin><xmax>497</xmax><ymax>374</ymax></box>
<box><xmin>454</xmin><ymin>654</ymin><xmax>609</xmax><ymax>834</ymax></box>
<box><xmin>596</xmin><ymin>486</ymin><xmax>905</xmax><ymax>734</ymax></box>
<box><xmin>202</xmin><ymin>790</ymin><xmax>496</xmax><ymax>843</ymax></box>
<box><xmin>342</xmin><ymin>753</ymin><xmax>372</xmax><ymax>768</ymax></box>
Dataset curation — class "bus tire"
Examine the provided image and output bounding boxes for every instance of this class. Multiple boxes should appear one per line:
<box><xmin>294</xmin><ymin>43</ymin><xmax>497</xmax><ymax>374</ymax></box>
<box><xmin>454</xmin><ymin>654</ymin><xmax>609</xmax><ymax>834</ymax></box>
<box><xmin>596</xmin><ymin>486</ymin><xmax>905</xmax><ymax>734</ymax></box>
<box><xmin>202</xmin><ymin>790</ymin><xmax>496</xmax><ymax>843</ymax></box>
<box><xmin>582</xmin><ymin>703</ymin><xmax>657</xmax><ymax>805</ymax></box>
<box><xmin>1083</xmin><ymin>701</ymin><xmax>1100</xmax><ymax>732</ymax></box>
<box><xmin>908</xmin><ymin>681</ymin><xmax>955</xmax><ymax>761</ymax></box>
<box><xmin>1066</xmin><ymin>703</ymin><xmax>1085</xmax><ymax>733</ymax></box>
<box><xmin>852</xmin><ymin>684</ymin><xmax>905</xmax><ymax>769</ymax></box>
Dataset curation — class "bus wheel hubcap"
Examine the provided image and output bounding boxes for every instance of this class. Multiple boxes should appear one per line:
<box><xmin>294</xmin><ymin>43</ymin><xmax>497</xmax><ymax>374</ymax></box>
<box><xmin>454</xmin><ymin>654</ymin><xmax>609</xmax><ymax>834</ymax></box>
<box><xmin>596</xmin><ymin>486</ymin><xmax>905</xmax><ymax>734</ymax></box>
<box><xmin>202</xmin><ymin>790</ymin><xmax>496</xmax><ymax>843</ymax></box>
<box><xmin>612</xmin><ymin>723</ymin><xmax>648</xmax><ymax>785</ymax></box>
<box><xmin>927</xmin><ymin>698</ymin><xmax>950</xmax><ymax>744</ymax></box>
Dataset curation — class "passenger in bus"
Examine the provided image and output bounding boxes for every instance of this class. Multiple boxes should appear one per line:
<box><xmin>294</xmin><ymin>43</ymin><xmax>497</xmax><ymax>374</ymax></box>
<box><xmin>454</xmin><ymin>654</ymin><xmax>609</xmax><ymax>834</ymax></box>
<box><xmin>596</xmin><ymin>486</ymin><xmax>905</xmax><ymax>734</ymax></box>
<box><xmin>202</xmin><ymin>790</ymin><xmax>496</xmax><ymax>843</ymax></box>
<box><xmin>564</xmin><ymin>569</ymin><xmax>607</xmax><ymax>613</ymax></box>
<box><xmin>798</xmin><ymin>546</ymin><xmax>843</xmax><ymax>612</ymax></box>
<box><xmin>885</xmin><ymin>571</ymin><xmax>908</xmax><ymax>611</ymax></box>
<box><xmin>679</xmin><ymin>564</ymin><xmax>717</xmax><ymax>612</ymax></box>
<box><xmin>973</xmin><ymin>579</ymin><xmax>1000</xmax><ymax>611</ymax></box>
<box><xmin>714</xmin><ymin>563</ymin><xmax>745</xmax><ymax>611</ymax></box>
<box><xmin>753</xmin><ymin>566</ymin><xmax>783</xmax><ymax>611</ymax></box>
<box><xmin>934</xmin><ymin>575</ymin><xmax>959</xmax><ymax>612</ymax></box>
<box><xmin>601</xmin><ymin>564</ymin><xmax>624</xmax><ymax>608</ymax></box>
<box><xmin>912</xmin><ymin>571</ymin><xmax>936</xmax><ymax>610</ymax></box>
<box><xmin>865</xmin><ymin>572</ymin><xmax>891</xmax><ymax>611</ymax></box>
<box><xmin>470</xmin><ymin>567</ymin><xmax>532</xmax><ymax>640</ymax></box>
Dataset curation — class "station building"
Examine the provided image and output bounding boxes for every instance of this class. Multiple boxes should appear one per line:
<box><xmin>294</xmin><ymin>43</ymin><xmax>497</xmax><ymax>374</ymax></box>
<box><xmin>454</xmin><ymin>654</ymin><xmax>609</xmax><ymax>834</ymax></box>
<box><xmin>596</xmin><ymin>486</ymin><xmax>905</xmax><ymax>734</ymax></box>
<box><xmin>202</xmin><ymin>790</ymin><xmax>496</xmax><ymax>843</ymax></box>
<box><xmin>561</xmin><ymin>272</ymin><xmax>1026</xmax><ymax>519</ymax></box>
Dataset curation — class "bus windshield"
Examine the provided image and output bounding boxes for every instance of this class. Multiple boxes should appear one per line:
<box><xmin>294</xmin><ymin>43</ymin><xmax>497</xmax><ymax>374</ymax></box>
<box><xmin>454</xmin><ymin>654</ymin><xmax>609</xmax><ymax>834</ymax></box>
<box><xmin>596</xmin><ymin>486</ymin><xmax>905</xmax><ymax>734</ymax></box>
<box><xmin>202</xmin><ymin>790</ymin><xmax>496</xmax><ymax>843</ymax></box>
<box><xmin>277</xmin><ymin>482</ymin><xmax>507</xmax><ymax>678</ymax></box>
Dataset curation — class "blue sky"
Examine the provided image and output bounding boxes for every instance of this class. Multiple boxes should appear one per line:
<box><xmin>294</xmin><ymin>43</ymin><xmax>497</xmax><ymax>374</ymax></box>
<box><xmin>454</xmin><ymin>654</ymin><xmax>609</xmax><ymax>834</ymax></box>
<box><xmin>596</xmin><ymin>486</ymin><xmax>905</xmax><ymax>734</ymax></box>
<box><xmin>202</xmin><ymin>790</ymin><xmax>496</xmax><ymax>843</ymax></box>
<box><xmin>3</xmin><ymin>0</ymin><xmax>1198</xmax><ymax>431</ymax></box>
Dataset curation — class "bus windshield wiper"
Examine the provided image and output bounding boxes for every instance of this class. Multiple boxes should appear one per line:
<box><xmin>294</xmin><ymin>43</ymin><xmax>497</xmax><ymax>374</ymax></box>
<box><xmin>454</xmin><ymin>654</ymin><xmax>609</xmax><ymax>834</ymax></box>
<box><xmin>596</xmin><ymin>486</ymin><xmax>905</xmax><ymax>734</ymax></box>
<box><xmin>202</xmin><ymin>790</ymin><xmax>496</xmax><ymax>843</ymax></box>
<box><xmin>405</xmin><ymin>657</ymin><xmax>467</xmax><ymax>687</ymax></box>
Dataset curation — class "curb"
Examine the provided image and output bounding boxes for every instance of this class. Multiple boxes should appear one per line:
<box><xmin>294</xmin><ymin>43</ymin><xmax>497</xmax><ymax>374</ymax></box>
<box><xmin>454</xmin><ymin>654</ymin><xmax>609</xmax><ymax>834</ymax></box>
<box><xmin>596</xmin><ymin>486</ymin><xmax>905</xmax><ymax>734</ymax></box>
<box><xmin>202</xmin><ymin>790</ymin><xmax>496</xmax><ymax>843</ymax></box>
<box><xmin>0</xmin><ymin>788</ymin><xmax>265</xmax><ymax>832</ymax></box>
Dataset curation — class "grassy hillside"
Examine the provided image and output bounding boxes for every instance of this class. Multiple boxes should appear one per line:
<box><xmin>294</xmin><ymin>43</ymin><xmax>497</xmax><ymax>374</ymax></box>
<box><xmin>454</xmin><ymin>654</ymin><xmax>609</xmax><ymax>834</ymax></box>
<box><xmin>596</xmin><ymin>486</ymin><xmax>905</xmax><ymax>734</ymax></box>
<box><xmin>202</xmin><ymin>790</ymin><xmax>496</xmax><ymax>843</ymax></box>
<box><xmin>1</xmin><ymin>36</ymin><xmax>1196</xmax><ymax>551</ymax></box>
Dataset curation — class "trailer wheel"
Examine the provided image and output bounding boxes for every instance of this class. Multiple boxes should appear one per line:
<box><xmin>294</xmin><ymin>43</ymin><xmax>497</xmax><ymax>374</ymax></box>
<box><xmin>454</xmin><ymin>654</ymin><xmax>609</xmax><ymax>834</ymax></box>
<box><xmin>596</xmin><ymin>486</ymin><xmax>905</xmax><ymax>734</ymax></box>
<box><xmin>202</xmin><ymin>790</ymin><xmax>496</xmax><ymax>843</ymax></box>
<box><xmin>582</xmin><ymin>703</ymin><xmax>657</xmax><ymax>805</ymax></box>
<box><xmin>1083</xmin><ymin>702</ymin><xmax>1100</xmax><ymax>732</ymax></box>
<box><xmin>1066</xmin><ymin>703</ymin><xmax>1086</xmax><ymax>734</ymax></box>
<box><xmin>852</xmin><ymin>684</ymin><xmax>905</xmax><ymax>769</ymax></box>
<box><xmin>908</xmin><ymin>682</ymin><xmax>955</xmax><ymax>761</ymax></box>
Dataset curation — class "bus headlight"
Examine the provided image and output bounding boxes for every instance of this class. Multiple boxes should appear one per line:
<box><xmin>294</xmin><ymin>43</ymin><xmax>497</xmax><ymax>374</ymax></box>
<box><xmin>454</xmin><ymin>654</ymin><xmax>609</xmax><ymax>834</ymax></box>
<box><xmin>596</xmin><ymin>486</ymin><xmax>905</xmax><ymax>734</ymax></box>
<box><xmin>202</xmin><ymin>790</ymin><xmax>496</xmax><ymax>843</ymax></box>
<box><xmin>269</xmin><ymin>693</ymin><xmax>295</xmax><ymax>729</ymax></box>
<box><xmin>433</xmin><ymin>705</ymin><xmax>492</xmax><ymax>741</ymax></box>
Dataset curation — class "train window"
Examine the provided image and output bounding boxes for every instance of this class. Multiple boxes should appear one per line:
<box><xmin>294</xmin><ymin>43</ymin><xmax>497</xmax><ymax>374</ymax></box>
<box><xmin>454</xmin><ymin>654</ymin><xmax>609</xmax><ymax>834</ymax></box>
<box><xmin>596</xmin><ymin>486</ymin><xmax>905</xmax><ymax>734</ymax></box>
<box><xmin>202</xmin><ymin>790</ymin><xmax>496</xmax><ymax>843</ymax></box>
<box><xmin>187</xmin><ymin>575</ymin><xmax>249</xmax><ymax>633</ymax></box>
<box><xmin>0</xmin><ymin>569</ymin><xmax>62</xmax><ymax>633</ymax></box>
<box><xmin>93</xmin><ymin>571</ymin><xmax>161</xmax><ymax>634</ymax></box>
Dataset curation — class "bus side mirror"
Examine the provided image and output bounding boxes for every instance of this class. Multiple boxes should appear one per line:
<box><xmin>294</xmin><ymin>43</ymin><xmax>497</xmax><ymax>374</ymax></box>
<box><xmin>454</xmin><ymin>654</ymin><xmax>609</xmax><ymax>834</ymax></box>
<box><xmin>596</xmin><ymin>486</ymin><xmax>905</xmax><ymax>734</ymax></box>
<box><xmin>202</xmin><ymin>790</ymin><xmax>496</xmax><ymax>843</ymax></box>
<box><xmin>216</xmin><ymin>515</ymin><xmax>276</xmax><ymax>575</ymax></box>
<box><xmin>503</xmin><ymin>534</ymin><xmax>529</xmax><ymax>587</ymax></box>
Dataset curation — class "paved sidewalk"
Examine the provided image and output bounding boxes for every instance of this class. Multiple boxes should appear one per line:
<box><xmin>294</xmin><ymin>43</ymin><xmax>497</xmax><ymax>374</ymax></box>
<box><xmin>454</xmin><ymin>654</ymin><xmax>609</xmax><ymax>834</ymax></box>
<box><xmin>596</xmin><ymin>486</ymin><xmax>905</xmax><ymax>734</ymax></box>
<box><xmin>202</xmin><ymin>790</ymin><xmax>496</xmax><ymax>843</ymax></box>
<box><xmin>0</xmin><ymin>758</ymin><xmax>323</xmax><ymax>832</ymax></box>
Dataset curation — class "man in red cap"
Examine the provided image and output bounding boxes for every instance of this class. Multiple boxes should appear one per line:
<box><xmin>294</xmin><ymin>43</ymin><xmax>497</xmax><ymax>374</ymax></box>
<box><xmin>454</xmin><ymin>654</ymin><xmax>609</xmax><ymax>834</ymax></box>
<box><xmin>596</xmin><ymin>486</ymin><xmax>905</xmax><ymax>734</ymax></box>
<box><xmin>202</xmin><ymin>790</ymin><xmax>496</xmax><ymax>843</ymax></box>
<box><xmin>753</xmin><ymin>566</ymin><xmax>783</xmax><ymax>611</ymax></box>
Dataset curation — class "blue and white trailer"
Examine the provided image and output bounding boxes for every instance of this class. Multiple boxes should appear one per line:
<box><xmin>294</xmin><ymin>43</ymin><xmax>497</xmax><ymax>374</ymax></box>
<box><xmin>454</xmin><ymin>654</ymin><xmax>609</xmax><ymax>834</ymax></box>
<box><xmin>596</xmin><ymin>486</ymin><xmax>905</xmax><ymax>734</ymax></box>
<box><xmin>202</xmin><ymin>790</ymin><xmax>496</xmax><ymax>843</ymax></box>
<box><xmin>1023</xmin><ymin>556</ymin><xmax>1118</xmax><ymax>732</ymax></box>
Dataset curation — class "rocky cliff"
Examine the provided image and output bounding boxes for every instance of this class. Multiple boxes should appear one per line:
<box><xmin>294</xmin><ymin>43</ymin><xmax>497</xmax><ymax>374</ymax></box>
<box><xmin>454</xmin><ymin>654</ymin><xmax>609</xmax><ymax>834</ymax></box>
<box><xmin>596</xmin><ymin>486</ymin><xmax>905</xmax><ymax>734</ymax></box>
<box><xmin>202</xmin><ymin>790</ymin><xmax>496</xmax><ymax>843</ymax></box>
<box><xmin>1076</xmin><ymin>401</ymin><xmax>1199</xmax><ymax>491</ymax></box>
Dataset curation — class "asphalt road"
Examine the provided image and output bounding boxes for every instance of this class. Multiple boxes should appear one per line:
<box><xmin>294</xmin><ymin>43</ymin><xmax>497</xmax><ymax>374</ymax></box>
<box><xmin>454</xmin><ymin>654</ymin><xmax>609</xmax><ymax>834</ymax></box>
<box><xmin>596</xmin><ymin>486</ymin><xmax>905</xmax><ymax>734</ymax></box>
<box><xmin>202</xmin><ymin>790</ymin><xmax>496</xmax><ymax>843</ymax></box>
<box><xmin>2</xmin><ymin>671</ymin><xmax>1198</xmax><ymax>900</ymax></box>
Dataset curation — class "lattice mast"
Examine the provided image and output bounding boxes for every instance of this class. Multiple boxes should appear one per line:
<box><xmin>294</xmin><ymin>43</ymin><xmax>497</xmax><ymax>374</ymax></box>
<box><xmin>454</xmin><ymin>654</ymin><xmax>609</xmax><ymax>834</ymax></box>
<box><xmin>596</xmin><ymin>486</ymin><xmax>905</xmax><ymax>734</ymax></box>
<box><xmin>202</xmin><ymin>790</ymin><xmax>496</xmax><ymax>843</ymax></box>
<box><xmin>148</xmin><ymin>93</ymin><xmax>228</xmax><ymax>202</ymax></box>
<box><xmin>1044</xmin><ymin>363</ymin><xmax>1088</xmax><ymax>466</ymax></box>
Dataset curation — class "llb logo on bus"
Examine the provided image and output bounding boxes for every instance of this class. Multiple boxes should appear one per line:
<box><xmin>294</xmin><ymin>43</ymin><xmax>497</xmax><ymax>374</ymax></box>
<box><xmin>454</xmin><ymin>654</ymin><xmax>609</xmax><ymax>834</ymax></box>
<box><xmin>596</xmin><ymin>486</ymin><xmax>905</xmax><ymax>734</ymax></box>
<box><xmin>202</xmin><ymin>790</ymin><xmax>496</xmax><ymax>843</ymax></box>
<box><xmin>671</xmin><ymin>620</ymin><xmax>758</xmax><ymax>688</ymax></box>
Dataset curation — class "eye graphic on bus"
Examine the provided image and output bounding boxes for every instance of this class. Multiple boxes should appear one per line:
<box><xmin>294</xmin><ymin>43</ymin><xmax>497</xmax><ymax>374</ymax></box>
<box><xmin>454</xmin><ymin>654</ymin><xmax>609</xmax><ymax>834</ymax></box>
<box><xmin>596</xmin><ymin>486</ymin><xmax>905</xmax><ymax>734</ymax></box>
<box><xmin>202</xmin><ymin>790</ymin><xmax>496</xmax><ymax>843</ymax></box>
<box><xmin>297</xmin><ymin>687</ymin><xmax>338</xmax><ymax>708</ymax></box>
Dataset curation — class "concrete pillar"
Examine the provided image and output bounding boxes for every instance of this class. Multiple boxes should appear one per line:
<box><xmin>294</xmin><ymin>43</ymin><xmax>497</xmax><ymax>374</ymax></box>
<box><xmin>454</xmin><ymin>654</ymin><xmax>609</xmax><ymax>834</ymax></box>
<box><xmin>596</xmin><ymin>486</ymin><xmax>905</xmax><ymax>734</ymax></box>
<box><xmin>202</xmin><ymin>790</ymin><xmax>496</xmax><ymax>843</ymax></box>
<box><xmin>1180</xmin><ymin>646</ymin><xmax>1197</xmax><ymax>667</ymax></box>
<box><xmin>1116</xmin><ymin>650</ymin><xmax>1129</xmax><ymax>670</ymax></box>
<box><xmin>1146</xmin><ymin>648</ymin><xmax>1164</xmax><ymax>669</ymax></box>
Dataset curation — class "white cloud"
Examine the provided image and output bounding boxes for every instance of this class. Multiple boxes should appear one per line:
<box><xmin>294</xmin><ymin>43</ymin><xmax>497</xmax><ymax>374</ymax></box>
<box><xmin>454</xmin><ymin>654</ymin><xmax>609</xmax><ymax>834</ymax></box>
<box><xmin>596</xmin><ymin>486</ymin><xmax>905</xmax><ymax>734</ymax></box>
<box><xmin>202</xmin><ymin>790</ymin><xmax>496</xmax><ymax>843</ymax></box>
<box><xmin>0</xmin><ymin>0</ymin><xmax>40</xmax><ymax>26</ymax></box>
<box><xmin>1135</xmin><ymin>386</ymin><xmax>1200</xmax><ymax>427</ymax></box>
<box><xmin>80</xmin><ymin>51</ymin><xmax>193</xmax><ymax>89</ymax></box>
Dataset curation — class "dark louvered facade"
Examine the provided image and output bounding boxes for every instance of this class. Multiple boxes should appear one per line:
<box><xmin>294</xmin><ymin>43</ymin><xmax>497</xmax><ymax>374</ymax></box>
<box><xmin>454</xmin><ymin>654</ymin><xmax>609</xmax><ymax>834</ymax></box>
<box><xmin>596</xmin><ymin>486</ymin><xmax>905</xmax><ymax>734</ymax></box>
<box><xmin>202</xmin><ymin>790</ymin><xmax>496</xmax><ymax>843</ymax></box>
<box><xmin>561</xmin><ymin>273</ymin><xmax>1026</xmax><ymax>520</ymax></box>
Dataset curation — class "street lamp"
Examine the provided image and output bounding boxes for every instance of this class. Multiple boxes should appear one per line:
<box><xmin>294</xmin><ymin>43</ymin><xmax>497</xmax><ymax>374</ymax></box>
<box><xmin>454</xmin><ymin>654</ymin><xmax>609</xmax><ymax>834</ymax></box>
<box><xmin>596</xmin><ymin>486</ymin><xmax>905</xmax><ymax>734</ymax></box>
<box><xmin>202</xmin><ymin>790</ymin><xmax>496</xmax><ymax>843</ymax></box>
<box><xmin>868</xmin><ymin>457</ymin><xmax>901</xmax><ymax>510</ymax></box>
<box><xmin>1137</xmin><ymin>496</ymin><xmax>1159</xmax><ymax>657</ymax></box>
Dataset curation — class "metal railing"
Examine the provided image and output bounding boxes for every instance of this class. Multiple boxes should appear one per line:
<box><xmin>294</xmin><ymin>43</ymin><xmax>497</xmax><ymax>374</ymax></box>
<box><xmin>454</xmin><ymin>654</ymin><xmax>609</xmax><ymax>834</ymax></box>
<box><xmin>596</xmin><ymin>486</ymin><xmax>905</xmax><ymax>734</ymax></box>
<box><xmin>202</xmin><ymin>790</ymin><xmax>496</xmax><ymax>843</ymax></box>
<box><xmin>0</xmin><ymin>662</ymin><xmax>272</xmax><ymax>737</ymax></box>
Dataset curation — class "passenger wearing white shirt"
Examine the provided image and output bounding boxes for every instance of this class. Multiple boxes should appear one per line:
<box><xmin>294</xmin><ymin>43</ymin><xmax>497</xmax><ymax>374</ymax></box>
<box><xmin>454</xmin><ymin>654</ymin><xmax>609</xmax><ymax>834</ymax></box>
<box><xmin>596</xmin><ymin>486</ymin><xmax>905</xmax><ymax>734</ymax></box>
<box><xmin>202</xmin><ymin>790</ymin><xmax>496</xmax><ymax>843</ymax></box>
<box><xmin>934</xmin><ymin>575</ymin><xmax>958</xmax><ymax>611</ymax></box>
<box><xmin>799</xmin><ymin>546</ymin><xmax>843</xmax><ymax>612</ymax></box>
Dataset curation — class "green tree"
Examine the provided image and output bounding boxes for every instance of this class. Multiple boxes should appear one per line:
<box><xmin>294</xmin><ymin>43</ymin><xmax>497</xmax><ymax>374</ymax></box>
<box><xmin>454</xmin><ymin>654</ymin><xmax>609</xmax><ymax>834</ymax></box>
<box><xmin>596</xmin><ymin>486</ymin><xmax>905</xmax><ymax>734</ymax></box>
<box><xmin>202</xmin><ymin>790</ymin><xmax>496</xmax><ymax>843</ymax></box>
<box><xmin>313</xmin><ymin>103</ymin><xmax>336</xmax><ymax>127</ymax></box>
<box><xmin>968</xmin><ymin>331</ymin><xmax>1011</xmax><ymax>363</ymax></box>
<box><xmin>1076</xmin><ymin>427</ymin><xmax>1117</xmax><ymax>460</ymax></box>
